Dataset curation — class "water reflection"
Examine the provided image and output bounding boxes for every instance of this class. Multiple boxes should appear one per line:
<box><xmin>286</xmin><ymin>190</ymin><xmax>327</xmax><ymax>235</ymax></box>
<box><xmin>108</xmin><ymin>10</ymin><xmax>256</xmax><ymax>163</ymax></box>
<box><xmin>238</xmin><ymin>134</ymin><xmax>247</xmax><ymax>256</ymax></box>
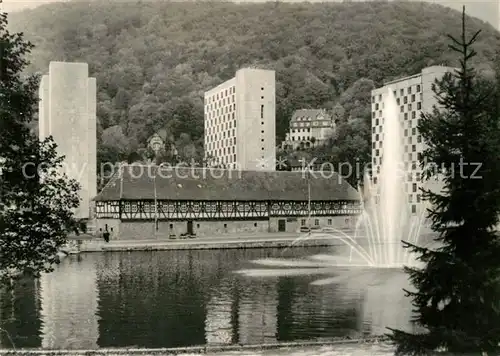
<box><xmin>237</xmin><ymin>278</ymin><xmax>278</xmax><ymax>344</ymax></box>
<box><xmin>205</xmin><ymin>277</ymin><xmax>233</xmax><ymax>345</ymax></box>
<box><xmin>40</xmin><ymin>254</ymin><xmax>99</xmax><ymax>349</ymax></box>
<box><xmin>95</xmin><ymin>251</ymin><xmax>207</xmax><ymax>348</ymax></box>
<box><xmin>359</xmin><ymin>269</ymin><xmax>413</xmax><ymax>336</ymax></box>
<box><xmin>0</xmin><ymin>248</ymin><xmax>412</xmax><ymax>349</ymax></box>
<box><xmin>0</xmin><ymin>277</ymin><xmax>41</xmax><ymax>348</ymax></box>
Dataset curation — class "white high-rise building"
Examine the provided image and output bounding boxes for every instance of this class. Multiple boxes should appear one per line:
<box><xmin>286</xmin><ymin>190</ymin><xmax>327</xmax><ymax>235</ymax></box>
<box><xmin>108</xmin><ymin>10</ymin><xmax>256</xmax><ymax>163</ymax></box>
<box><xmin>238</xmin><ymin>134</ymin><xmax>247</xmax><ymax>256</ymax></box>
<box><xmin>497</xmin><ymin>0</ymin><xmax>500</xmax><ymax>32</ymax></box>
<box><xmin>371</xmin><ymin>66</ymin><xmax>455</xmax><ymax>214</ymax></box>
<box><xmin>204</xmin><ymin>68</ymin><xmax>276</xmax><ymax>171</ymax></box>
<box><xmin>38</xmin><ymin>62</ymin><xmax>97</xmax><ymax>219</ymax></box>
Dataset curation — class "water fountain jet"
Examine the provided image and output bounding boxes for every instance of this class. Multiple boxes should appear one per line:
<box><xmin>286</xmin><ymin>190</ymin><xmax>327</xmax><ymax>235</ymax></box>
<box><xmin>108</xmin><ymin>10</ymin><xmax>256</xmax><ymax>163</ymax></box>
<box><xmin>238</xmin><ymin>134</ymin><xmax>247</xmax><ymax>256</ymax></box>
<box><xmin>236</xmin><ymin>88</ymin><xmax>428</xmax><ymax>280</ymax></box>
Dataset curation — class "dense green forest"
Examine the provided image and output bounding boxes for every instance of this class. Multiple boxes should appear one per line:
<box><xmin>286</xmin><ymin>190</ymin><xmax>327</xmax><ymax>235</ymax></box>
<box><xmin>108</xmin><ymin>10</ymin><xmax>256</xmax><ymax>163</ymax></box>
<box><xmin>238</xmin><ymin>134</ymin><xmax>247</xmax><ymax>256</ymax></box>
<box><xmin>7</xmin><ymin>1</ymin><xmax>500</xmax><ymax>182</ymax></box>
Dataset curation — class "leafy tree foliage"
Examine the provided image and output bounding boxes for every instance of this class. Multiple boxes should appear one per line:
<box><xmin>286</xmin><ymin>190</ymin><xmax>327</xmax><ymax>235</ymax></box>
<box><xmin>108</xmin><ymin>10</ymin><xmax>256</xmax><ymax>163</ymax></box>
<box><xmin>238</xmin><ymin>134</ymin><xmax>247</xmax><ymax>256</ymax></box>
<box><xmin>388</xmin><ymin>8</ymin><xmax>500</xmax><ymax>355</ymax></box>
<box><xmin>7</xmin><ymin>1</ymin><xmax>500</xmax><ymax>175</ymax></box>
<box><xmin>0</xmin><ymin>12</ymin><xmax>81</xmax><ymax>286</ymax></box>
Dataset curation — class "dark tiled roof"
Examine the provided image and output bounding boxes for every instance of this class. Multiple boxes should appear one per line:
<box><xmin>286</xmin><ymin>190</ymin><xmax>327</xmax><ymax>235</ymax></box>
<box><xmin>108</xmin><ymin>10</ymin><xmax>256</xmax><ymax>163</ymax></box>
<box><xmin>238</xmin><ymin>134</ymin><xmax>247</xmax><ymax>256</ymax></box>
<box><xmin>94</xmin><ymin>165</ymin><xmax>359</xmax><ymax>202</ymax></box>
<box><xmin>290</xmin><ymin>109</ymin><xmax>331</xmax><ymax>122</ymax></box>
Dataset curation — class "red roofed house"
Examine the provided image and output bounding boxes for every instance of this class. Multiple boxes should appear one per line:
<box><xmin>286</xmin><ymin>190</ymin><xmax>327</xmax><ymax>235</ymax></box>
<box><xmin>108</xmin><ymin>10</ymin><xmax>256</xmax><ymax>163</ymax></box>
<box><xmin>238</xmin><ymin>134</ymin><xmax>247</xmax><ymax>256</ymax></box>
<box><xmin>92</xmin><ymin>164</ymin><xmax>361</xmax><ymax>240</ymax></box>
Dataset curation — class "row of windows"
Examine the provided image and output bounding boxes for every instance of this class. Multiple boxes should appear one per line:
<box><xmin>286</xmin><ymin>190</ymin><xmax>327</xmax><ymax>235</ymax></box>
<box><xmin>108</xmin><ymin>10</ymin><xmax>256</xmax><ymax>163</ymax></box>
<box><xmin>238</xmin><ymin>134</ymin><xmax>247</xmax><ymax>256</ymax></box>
<box><xmin>207</xmin><ymin>149</ymin><xmax>236</xmax><ymax>164</ymax></box>
<box><xmin>205</xmin><ymin>119</ymin><xmax>236</xmax><ymax>135</ymax></box>
<box><xmin>206</xmin><ymin>104</ymin><xmax>236</xmax><ymax>120</ymax></box>
<box><xmin>374</xmin><ymin>172</ymin><xmax>423</xmax><ymax>185</ymax></box>
<box><xmin>205</xmin><ymin>94</ymin><xmax>235</xmax><ymax>111</ymax></box>
<box><xmin>205</xmin><ymin>86</ymin><xmax>235</xmax><ymax>104</ymax></box>
<box><xmin>291</xmin><ymin>121</ymin><xmax>331</xmax><ymax>128</ymax></box>
<box><xmin>373</xmin><ymin>133</ymin><xmax>422</xmax><ymax>144</ymax></box>
<box><xmin>372</xmin><ymin>161</ymin><xmax>423</xmax><ymax>174</ymax></box>
<box><xmin>371</xmin><ymin>84</ymin><xmax>422</xmax><ymax>103</ymax></box>
<box><xmin>259</xmin><ymin>96</ymin><xmax>266</xmax><ymax>167</ymax></box>
<box><xmin>372</xmin><ymin>151</ymin><xmax>423</xmax><ymax>165</ymax></box>
<box><xmin>292</xmin><ymin>128</ymin><xmax>311</xmax><ymax>133</ymax></box>
<box><xmin>300</xmin><ymin>218</ymin><xmax>335</xmax><ymax>226</ymax></box>
<box><xmin>372</xmin><ymin>102</ymin><xmax>422</xmax><ymax>120</ymax></box>
<box><xmin>290</xmin><ymin>136</ymin><xmax>313</xmax><ymax>142</ymax></box>
<box><xmin>294</xmin><ymin>115</ymin><xmax>327</xmax><ymax>122</ymax></box>
<box><xmin>373</xmin><ymin>93</ymin><xmax>422</xmax><ymax>110</ymax></box>
<box><xmin>400</xmin><ymin>102</ymin><xmax>422</xmax><ymax>112</ymax></box>
<box><xmin>206</xmin><ymin>129</ymin><xmax>237</xmax><ymax>144</ymax></box>
<box><xmin>206</xmin><ymin>137</ymin><xmax>237</xmax><ymax>151</ymax></box>
<box><xmin>372</xmin><ymin>124</ymin><xmax>418</xmax><ymax>138</ymax></box>
<box><xmin>373</xmin><ymin>149</ymin><xmax>419</xmax><ymax>162</ymax></box>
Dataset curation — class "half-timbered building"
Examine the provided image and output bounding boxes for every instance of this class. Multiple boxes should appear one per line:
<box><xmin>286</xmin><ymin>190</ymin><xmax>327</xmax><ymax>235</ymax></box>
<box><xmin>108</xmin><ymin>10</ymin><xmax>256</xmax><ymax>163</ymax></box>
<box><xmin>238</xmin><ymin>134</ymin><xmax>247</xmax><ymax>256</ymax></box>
<box><xmin>93</xmin><ymin>165</ymin><xmax>361</xmax><ymax>240</ymax></box>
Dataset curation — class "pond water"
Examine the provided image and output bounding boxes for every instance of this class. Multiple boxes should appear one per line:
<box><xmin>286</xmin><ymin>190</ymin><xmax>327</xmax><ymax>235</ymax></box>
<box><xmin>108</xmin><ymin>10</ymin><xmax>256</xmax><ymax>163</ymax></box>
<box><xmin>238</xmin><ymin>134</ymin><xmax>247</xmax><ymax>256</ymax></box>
<box><xmin>0</xmin><ymin>246</ymin><xmax>414</xmax><ymax>349</ymax></box>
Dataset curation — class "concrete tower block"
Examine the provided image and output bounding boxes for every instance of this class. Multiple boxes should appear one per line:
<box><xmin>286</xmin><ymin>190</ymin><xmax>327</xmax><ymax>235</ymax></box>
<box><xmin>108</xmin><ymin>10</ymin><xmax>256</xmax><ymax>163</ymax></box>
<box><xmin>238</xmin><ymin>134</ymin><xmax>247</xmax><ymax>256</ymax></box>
<box><xmin>497</xmin><ymin>0</ymin><xmax>500</xmax><ymax>32</ymax></box>
<box><xmin>87</xmin><ymin>77</ymin><xmax>97</xmax><ymax>212</ymax></box>
<box><xmin>48</xmin><ymin>61</ymin><xmax>90</xmax><ymax>219</ymax></box>
<box><xmin>38</xmin><ymin>75</ymin><xmax>49</xmax><ymax>141</ymax></box>
<box><xmin>235</xmin><ymin>68</ymin><xmax>276</xmax><ymax>171</ymax></box>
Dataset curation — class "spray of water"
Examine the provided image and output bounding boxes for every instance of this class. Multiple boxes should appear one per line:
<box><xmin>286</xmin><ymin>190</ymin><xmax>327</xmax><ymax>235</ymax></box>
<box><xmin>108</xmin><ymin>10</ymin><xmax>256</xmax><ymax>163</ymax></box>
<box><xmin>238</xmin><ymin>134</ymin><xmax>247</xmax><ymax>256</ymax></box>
<box><xmin>236</xmin><ymin>88</ymin><xmax>428</xmax><ymax>280</ymax></box>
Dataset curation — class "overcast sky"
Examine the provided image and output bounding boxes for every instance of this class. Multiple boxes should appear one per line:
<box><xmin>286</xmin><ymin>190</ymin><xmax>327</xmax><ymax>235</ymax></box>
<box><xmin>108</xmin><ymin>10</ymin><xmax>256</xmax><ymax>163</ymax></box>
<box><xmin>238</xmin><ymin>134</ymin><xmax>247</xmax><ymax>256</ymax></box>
<box><xmin>1</xmin><ymin>0</ymin><xmax>499</xmax><ymax>30</ymax></box>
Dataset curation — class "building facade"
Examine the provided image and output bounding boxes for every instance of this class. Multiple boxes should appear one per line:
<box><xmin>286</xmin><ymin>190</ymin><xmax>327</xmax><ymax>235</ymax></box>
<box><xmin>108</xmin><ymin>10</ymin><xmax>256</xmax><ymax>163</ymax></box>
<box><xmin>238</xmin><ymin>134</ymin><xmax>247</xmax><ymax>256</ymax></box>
<box><xmin>93</xmin><ymin>165</ymin><xmax>361</xmax><ymax>240</ymax></box>
<box><xmin>282</xmin><ymin>109</ymin><xmax>335</xmax><ymax>150</ymax></box>
<box><xmin>147</xmin><ymin>133</ymin><xmax>165</xmax><ymax>154</ymax></box>
<box><xmin>370</xmin><ymin>65</ymin><xmax>454</xmax><ymax>214</ymax></box>
<box><xmin>38</xmin><ymin>61</ymin><xmax>97</xmax><ymax>219</ymax></box>
<box><xmin>204</xmin><ymin>68</ymin><xmax>276</xmax><ymax>171</ymax></box>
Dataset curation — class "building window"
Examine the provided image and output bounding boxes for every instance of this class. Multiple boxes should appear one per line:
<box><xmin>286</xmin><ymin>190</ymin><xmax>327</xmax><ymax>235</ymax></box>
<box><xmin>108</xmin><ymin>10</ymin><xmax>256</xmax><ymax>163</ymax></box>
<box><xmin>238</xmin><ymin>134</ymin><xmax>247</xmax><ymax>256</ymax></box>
<box><xmin>197</xmin><ymin>224</ymin><xmax>200</xmax><ymax>228</ymax></box>
<box><xmin>254</xmin><ymin>223</ymin><xmax>257</xmax><ymax>227</ymax></box>
<box><xmin>327</xmin><ymin>219</ymin><xmax>332</xmax><ymax>225</ymax></box>
<box><xmin>411</xmin><ymin>204</ymin><xmax>416</xmax><ymax>213</ymax></box>
<box><xmin>314</xmin><ymin>219</ymin><xmax>319</xmax><ymax>226</ymax></box>
<box><xmin>301</xmin><ymin>219</ymin><xmax>306</xmax><ymax>226</ymax></box>
<box><xmin>417</xmin><ymin>102</ymin><xmax>421</xmax><ymax>110</ymax></box>
<box><xmin>261</xmin><ymin>105</ymin><xmax>264</xmax><ymax>118</ymax></box>
<box><xmin>169</xmin><ymin>224</ymin><xmax>173</xmax><ymax>229</ymax></box>
<box><xmin>412</xmin><ymin>183</ymin><xmax>417</xmax><ymax>192</ymax></box>
<box><xmin>224</xmin><ymin>223</ymin><xmax>227</xmax><ymax>228</ymax></box>
<box><xmin>416</xmin><ymin>85</ymin><xmax>421</xmax><ymax>92</ymax></box>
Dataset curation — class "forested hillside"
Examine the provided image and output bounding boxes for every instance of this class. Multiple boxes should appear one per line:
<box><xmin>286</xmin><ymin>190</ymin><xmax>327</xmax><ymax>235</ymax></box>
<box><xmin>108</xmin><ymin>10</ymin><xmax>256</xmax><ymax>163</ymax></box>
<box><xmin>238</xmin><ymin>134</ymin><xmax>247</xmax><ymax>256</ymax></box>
<box><xmin>7</xmin><ymin>1</ymin><xmax>500</xmax><ymax>175</ymax></box>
